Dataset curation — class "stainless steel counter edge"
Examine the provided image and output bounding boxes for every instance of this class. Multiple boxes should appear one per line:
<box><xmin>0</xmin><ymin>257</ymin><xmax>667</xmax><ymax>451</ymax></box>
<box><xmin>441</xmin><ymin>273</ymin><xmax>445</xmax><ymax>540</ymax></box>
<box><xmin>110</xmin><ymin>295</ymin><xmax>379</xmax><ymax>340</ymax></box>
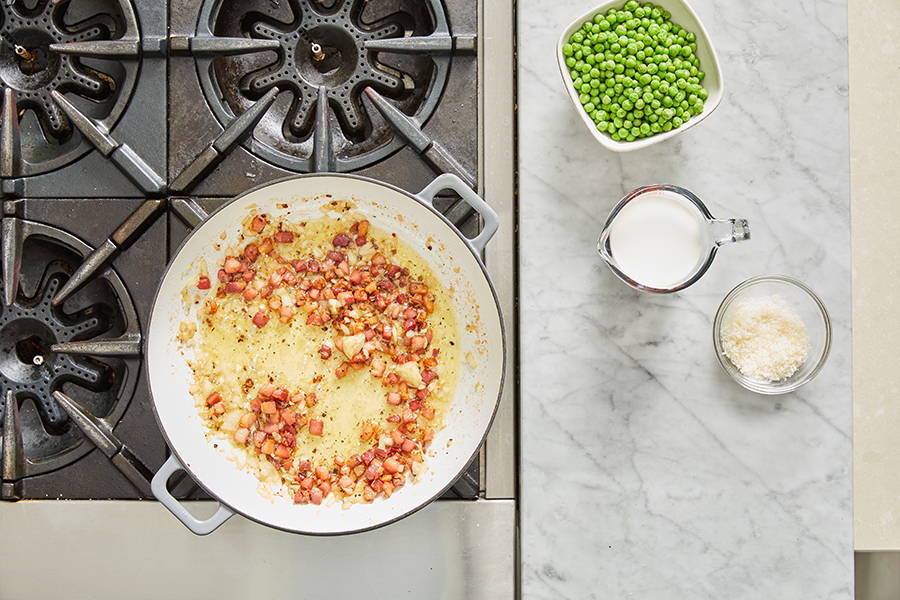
<box><xmin>481</xmin><ymin>0</ymin><xmax>517</xmax><ymax>502</ymax></box>
<box><xmin>0</xmin><ymin>499</ymin><xmax>517</xmax><ymax>599</ymax></box>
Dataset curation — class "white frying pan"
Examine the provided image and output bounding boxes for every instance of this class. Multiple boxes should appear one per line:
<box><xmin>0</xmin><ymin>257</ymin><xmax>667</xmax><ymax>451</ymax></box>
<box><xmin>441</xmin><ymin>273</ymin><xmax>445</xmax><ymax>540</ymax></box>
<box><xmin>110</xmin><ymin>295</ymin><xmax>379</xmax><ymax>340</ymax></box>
<box><xmin>147</xmin><ymin>173</ymin><xmax>505</xmax><ymax>535</ymax></box>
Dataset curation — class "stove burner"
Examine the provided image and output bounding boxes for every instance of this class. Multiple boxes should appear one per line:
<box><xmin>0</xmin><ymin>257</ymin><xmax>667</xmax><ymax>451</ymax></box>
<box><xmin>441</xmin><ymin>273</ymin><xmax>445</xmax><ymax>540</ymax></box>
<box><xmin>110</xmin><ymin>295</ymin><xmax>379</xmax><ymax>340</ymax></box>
<box><xmin>244</xmin><ymin>2</ymin><xmax>406</xmax><ymax>138</ymax></box>
<box><xmin>196</xmin><ymin>0</ymin><xmax>451</xmax><ymax>172</ymax></box>
<box><xmin>0</xmin><ymin>221</ymin><xmax>138</xmax><ymax>482</ymax></box>
<box><xmin>0</xmin><ymin>0</ymin><xmax>140</xmax><ymax>175</ymax></box>
<box><xmin>0</xmin><ymin>266</ymin><xmax>110</xmax><ymax>431</ymax></box>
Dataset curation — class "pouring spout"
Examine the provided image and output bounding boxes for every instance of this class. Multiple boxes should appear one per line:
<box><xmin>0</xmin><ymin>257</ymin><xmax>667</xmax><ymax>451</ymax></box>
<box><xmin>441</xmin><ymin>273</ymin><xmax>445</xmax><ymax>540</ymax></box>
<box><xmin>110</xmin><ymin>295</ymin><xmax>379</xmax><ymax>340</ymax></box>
<box><xmin>596</xmin><ymin>227</ymin><xmax>615</xmax><ymax>265</ymax></box>
<box><xmin>712</xmin><ymin>218</ymin><xmax>751</xmax><ymax>246</ymax></box>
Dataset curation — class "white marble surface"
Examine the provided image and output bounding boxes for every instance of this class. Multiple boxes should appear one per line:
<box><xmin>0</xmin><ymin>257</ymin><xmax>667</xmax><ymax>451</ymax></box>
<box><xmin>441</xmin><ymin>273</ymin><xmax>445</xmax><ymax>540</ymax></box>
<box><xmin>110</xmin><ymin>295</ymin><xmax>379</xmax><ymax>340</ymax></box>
<box><xmin>518</xmin><ymin>1</ymin><xmax>852</xmax><ymax>598</ymax></box>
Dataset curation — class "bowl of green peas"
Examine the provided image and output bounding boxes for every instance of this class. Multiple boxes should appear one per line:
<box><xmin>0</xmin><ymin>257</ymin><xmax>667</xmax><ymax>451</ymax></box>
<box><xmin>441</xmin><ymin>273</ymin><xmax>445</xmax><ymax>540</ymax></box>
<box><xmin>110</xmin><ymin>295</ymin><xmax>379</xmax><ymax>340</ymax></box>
<box><xmin>557</xmin><ymin>0</ymin><xmax>723</xmax><ymax>151</ymax></box>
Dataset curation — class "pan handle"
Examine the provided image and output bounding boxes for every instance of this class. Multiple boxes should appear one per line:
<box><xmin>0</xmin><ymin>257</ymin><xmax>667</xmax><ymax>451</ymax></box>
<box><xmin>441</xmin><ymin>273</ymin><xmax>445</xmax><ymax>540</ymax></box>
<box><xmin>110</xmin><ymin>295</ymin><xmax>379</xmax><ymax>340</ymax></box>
<box><xmin>151</xmin><ymin>453</ymin><xmax>234</xmax><ymax>535</ymax></box>
<box><xmin>416</xmin><ymin>174</ymin><xmax>499</xmax><ymax>254</ymax></box>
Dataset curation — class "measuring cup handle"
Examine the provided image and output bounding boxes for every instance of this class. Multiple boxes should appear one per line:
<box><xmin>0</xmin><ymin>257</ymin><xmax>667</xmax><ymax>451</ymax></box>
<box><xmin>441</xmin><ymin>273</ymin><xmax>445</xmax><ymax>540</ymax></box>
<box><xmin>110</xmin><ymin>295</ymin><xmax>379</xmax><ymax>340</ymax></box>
<box><xmin>712</xmin><ymin>219</ymin><xmax>751</xmax><ymax>246</ymax></box>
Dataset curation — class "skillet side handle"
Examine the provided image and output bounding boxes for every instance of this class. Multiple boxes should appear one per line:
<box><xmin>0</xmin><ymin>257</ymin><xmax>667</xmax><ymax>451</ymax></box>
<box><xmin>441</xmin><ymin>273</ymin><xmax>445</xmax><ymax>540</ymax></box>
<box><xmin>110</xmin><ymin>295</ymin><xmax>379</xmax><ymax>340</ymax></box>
<box><xmin>416</xmin><ymin>174</ymin><xmax>500</xmax><ymax>255</ymax></box>
<box><xmin>151</xmin><ymin>454</ymin><xmax>234</xmax><ymax>536</ymax></box>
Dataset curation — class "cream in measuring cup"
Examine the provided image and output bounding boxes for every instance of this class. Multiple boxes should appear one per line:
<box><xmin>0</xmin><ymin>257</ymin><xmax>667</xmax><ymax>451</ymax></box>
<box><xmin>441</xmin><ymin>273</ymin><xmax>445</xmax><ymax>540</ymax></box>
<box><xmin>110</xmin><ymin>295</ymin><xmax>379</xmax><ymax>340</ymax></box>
<box><xmin>597</xmin><ymin>185</ymin><xmax>750</xmax><ymax>293</ymax></box>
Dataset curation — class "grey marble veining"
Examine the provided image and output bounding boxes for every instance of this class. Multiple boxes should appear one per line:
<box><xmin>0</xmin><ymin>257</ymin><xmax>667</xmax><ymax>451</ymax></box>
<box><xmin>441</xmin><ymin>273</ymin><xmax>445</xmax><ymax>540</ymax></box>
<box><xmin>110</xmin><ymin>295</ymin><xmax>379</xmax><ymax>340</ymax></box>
<box><xmin>518</xmin><ymin>1</ymin><xmax>851</xmax><ymax>598</ymax></box>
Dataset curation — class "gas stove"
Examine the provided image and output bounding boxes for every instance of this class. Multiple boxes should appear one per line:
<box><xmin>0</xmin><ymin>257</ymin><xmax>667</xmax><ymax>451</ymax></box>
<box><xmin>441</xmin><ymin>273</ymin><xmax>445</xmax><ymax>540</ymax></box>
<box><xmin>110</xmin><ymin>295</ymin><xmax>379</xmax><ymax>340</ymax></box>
<box><xmin>0</xmin><ymin>0</ymin><xmax>516</xmax><ymax>597</ymax></box>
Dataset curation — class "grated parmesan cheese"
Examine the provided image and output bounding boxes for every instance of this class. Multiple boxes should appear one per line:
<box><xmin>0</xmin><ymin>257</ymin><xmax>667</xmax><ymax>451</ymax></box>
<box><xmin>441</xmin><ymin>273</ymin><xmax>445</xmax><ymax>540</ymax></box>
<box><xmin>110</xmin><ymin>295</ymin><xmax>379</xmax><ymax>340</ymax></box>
<box><xmin>720</xmin><ymin>295</ymin><xmax>809</xmax><ymax>382</ymax></box>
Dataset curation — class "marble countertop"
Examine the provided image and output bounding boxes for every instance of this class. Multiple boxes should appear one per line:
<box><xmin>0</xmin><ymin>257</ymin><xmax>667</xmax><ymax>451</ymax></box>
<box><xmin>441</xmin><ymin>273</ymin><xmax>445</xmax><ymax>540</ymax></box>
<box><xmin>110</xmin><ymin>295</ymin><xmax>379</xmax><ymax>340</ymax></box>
<box><xmin>518</xmin><ymin>1</ymin><xmax>852</xmax><ymax>597</ymax></box>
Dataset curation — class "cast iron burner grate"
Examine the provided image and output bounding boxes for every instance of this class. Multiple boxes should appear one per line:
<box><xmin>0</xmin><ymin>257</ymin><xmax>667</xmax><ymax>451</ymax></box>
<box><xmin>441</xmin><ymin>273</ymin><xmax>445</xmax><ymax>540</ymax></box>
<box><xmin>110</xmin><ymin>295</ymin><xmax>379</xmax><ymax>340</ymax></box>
<box><xmin>195</xmin><ymin>0</ymin><xmax>451</xmax><ymax>172</ymax></box>
<box><xmin>245</xmin><ymin>0</ymin><xmax>408</xmax><ymax>137</ymax></box>
<box><xmin>0</xmin><ymin>0</ymin><xmax>140</xmax><ymax>175</ymax></box>
<box><xmin>0</xmin><ymin>220</ymin><xmax>139</xmax><ymax>496</ymax></box>
<box><xmin>0</xmin><ymin>264</ymin><xmax>112</xmax><ymax>430</ymax></box>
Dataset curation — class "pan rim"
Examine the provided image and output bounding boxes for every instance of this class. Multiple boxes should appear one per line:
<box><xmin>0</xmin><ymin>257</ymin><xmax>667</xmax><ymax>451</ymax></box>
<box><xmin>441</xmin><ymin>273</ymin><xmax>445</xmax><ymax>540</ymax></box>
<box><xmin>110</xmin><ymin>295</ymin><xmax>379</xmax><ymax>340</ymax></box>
<box><xmin>147</xmin><ymin>173</ymin><xmax>507</xmax><ymax>536</ymax></box>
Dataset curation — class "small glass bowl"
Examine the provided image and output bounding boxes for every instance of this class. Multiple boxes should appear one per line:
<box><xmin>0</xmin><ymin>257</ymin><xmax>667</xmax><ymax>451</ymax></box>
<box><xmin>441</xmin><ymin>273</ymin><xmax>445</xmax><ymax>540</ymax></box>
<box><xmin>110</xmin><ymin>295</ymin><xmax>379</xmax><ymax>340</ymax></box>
<box><xmin>713</xmin><ymin>275</ymin><xmax>832</xmax><ymax>395</ymax></box>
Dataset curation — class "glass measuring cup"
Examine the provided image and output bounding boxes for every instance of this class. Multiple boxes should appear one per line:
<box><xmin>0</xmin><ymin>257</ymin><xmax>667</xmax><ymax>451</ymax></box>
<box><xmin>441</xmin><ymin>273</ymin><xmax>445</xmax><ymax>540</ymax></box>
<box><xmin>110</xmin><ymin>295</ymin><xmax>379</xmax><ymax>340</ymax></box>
<box><xmin>597</xmin><ymin>185</ymin><xmax>751</xmax><ymax>293</ymax></box>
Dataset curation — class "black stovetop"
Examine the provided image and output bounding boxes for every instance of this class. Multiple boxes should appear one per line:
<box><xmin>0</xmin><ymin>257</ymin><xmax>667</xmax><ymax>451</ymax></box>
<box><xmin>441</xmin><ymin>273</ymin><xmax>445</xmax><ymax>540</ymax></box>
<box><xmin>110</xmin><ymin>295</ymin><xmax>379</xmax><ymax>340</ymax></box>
<box><xmin>0</xmin><ymin>0</ymin><xmax>481</xmax><ymax>501</ymax></box>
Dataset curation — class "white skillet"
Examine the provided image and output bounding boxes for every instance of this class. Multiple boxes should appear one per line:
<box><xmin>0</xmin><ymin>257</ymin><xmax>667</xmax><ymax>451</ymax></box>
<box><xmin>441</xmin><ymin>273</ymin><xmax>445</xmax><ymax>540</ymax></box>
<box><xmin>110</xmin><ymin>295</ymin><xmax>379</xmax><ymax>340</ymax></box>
<box><xmin>147</xmin><ymin>173</ymin><xmax>505</xmax><ymax>535</ymax></box>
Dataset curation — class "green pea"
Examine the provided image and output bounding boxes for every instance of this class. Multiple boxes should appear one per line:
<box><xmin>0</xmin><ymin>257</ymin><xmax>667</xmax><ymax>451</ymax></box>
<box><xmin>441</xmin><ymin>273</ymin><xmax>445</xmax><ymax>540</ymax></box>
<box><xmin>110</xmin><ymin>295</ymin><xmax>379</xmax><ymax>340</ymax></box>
<box><xmin>563</xmin><ymin>44</ymin><xmax>573</xmax><ymax>56</ymax></box>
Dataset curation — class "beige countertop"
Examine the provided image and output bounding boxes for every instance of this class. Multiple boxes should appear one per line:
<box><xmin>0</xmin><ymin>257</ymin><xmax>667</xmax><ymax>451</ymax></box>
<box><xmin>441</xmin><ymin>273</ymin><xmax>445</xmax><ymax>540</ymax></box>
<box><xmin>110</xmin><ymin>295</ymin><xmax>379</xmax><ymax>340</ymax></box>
<box><xmin>852</xmin><ymin>0</ymin><xmax>900</xmax><ymax>551</ymax></box>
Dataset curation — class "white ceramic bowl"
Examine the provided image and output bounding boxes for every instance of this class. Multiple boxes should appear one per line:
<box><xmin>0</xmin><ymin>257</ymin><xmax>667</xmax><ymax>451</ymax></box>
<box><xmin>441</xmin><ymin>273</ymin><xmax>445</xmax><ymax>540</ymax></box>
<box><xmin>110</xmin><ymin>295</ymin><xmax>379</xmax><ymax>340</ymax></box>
<box><xmin>557</xmin><ymin>0</ymin><xmax>724</xmax><ymax>152</ymax></box>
